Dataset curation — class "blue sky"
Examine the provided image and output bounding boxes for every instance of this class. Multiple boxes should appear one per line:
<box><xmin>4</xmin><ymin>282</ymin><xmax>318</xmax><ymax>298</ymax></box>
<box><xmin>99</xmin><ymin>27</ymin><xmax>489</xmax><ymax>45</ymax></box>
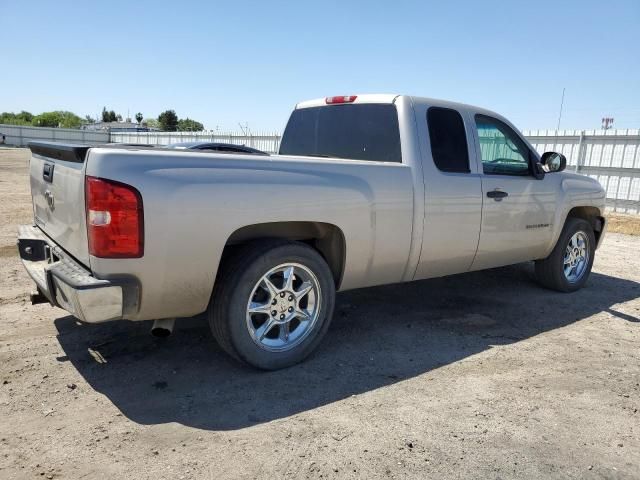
<box><xmin>2</xmin><ymin>0</ymin><xmax>639</xmax><ymax>132</ymax></box>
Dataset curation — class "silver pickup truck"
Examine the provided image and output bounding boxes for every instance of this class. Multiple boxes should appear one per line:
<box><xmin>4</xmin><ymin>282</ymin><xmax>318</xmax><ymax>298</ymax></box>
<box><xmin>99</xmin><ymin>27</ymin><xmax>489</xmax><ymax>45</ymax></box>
<box><xmin>18</xmin><ymin>94</ymin><xmax>606</xmax><ymax>369</ymax></box>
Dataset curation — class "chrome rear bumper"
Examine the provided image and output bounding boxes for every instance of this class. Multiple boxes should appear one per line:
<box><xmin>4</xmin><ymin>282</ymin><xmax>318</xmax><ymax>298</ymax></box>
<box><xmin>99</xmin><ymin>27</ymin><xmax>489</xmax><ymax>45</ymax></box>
<box><xmin>17</xmin><ymin>224</ymin><xmax>130</xmax><ymax>323</ymax></box>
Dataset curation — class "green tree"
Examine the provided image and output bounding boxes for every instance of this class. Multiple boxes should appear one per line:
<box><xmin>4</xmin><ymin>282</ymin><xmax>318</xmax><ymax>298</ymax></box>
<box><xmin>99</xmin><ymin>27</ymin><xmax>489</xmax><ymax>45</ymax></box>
<box><xmin>177</xmin><ymin>118</ymin><xmax>204</xmax><ymax>132</ymax></box>
<box><xmin>0</xmin><ymin>111</ymin><xmax>33</xmax><ymax>125</ymax></box>
<box><xmin>135</xmin><ymin>112</ymin><xmax>143</xmax><ymax>124</ymax></box>
<box><xmin>59</xmin><ymin>111</ymin><xmax>83</xmax><ymax>128</ymax></box>
<box><xmin>17</xmin><ymin>111</ymin><xmax>34</xmax><ymax>123</ymax></box>
<box><xmin>32</xmin><ymin>111</ymin><xmax>62</xmax><ymax>127</ymax></box>
<box><xmin>1</xmin><ymin>112</ymin><xmax>17</xmax><ymax>124</ymax></box>
<box><xmin>143</xmin><ymin>118</ymin><xmax>160</xmax><ymax>129</ymax></box>
<box><xmin>101</xmin><ymin>107</ymin><xmax>118</xmax><ymax>122</ymax></box>
<box><xmin>32</xmin><ymin>111</ymin><xmax>82</xmax><ymax>128</ymax></box>
<box><xmin>158</xmin><ymin>110</ymin><xmax>179</xmax><ymax>131</ymax></box>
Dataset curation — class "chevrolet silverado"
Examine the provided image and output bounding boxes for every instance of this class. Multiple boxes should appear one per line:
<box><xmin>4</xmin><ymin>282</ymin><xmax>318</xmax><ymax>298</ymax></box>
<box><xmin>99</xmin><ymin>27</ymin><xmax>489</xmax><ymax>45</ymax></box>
<box><xmin>18</xmin><ymin>94</ymin><xmax>607</xmax><ymax>369</ymax></box>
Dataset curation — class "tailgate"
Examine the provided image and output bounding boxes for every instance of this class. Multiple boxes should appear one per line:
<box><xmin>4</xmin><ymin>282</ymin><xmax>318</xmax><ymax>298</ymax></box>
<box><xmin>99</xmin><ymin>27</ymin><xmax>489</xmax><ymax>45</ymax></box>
<box><xmin>28</xmin><ymin>142</ymin><xmax>91</xmax><ymax>267</ymax></box>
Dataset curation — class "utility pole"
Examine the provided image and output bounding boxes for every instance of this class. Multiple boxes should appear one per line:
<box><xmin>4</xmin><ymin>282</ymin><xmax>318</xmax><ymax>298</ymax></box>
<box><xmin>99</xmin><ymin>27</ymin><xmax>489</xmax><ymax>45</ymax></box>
<box><xmin>238</xmin><ymin>122</ymin><xmax>249</xmax><ymax>135</ymax></box>
<box><xmin>556</xmin><ymin>87</ymin><xmax>565</xmax><ymax>131</ymax></box>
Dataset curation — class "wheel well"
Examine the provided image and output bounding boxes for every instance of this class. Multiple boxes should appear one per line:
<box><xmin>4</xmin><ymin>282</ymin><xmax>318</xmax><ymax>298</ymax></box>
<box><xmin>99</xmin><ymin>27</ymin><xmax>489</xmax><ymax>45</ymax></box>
<box><xmin>567</xmin><ymin>206</ymin><xmax>605</xmax><ymax>246</ymax></box>
<box><xmin>221</xmin><ymin>222</ymin><xmax>346</xmax><ymax>288</ymax></box>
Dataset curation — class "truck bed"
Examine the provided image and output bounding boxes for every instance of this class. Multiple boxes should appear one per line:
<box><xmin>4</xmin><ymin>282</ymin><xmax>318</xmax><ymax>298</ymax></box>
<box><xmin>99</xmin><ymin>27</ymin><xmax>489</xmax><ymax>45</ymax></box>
<box><xmin>26</xmin><ymin>142</ymin><xmax>415</xmax><ymax>321</ymax></box>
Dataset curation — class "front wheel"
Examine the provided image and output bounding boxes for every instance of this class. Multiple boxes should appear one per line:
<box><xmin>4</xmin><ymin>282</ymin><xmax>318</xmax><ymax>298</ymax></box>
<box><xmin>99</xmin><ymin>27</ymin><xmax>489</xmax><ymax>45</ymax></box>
<box><xmin>535</xmin><ymin>217</ymin><xmax>596</xmax><ymax>292</ymax></box>
<box><xmin>208</xmin><ymin>240</ymin><xmax>336</xmax><ymax>370</ymax></box>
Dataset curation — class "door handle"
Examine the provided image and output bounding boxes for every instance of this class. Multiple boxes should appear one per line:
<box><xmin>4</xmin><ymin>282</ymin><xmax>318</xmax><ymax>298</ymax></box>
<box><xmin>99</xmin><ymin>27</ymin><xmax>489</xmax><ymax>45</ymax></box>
<box><xmin>43</xmin><ymin>163</ymin><xmax>54</xmax><ymax>183</ymax></box>
<box><xmin>487</xmin><ymin>189</ymin><xmax>508</xmax><ymax>201</ymax></box>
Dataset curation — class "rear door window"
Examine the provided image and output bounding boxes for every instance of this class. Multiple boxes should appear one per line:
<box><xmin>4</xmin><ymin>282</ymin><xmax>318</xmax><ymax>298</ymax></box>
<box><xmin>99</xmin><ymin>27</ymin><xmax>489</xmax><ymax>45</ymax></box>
<box><xmin>427</xmin><ymin>107</ymin><xmax>470</xmax><ymax>173</ymax></box>
<box><xmin>279</xmin><ymin>104</ymin><xmax>401</xmax><ymax>163</ymax></box>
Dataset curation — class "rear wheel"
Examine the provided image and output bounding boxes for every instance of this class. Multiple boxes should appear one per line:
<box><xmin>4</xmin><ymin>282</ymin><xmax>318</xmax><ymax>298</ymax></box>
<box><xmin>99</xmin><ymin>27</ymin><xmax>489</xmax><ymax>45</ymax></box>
<box><xmin>208</xmin><ymin>240</ymin><xmax>336</xmax><ymax>370</ymax></box>
<box><xmin>535</xmin><ymin>217</ymin><xmax>595</xmax><ymax>292</ymax></box>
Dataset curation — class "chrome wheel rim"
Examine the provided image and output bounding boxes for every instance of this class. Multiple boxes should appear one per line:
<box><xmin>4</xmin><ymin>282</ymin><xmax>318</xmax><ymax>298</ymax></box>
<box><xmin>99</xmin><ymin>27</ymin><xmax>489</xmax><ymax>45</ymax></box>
<box><xmin>246</xmin><ymin>263</ymin><xmax>321</xmax><ymax>352</ymax></box>
<box><xmin>563</xmin><ymin>231</ymin><xmax>590</xmax><ymax>283</ymax></box>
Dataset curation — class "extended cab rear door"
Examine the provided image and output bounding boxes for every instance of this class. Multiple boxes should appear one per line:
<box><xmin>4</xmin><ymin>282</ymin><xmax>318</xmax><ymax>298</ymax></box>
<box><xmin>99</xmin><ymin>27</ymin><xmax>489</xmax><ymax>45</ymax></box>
<box><xmin>413</xmin><ymin>102</ymin><xmax>483</xmax><ymax>280</ymax></box>
<box><xmin>469</xmin><ymin>114</ymin><xmax>557</xmax><ymax>271</ymax></box>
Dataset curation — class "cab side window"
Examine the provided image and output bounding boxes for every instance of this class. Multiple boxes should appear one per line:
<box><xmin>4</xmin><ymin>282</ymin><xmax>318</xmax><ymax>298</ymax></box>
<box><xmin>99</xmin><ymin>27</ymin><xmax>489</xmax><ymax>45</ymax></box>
<box><xmin>427</xmin><ymin>107</ymin><xmax>470</xmax><ymax>173</ymax></box>
<box><xmin>475</xmin><ymin>115</ymin><xmax>531</xmax><ymax>176</ymax></box>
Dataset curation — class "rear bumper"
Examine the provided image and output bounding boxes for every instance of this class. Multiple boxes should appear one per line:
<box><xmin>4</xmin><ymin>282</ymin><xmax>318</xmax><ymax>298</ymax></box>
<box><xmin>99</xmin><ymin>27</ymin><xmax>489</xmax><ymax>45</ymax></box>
<box><xmin>17</xmin><ymin>224</ymin><xmax>128</xmax><ymax>323</ymax></box>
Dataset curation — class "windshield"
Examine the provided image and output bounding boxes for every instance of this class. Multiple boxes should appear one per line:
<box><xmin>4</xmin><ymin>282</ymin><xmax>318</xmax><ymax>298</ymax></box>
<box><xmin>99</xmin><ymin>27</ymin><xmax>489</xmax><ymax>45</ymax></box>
<box><xmin>279</xmin><ymin>104</ymin><xmax>402</xmax><ymax>163</ymax></box>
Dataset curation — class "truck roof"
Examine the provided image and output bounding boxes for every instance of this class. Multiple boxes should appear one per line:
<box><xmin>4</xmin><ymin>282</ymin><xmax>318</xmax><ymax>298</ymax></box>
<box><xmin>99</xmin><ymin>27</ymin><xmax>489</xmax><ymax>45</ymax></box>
<box><xmin>296</xmin><ymin>94</ymin><xmax>400</xmax><ymax>108</ymax></box>
<box><xmin>294</xmin><ymin>94</ymin><xmax>512</xmax><ymax>129</ymax></box>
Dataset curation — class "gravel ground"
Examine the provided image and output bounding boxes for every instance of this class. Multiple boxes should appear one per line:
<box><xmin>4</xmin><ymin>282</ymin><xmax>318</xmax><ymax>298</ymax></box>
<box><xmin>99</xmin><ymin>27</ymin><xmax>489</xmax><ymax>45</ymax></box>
<box><xmin>0</xmin><ymin>147</ymin><xmax>639</xmax><ymax>479</ymax></box>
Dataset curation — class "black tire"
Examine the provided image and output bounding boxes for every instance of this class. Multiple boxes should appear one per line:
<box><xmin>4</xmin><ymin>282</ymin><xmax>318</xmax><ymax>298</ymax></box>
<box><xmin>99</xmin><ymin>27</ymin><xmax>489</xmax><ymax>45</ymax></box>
<box><xmin>208</xmin><ymin>239</ymin><xmax>336</xmax><ymax>370</ymax></box>
<box><xmin>535</xmin><ymin>217</ymin><xmax>596</xmax><ymax>292</ymax></box>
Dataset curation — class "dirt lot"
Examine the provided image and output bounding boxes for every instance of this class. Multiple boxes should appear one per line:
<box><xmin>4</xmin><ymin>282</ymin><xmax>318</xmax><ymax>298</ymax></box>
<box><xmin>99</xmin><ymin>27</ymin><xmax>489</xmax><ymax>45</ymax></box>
<box><xmin>0</xmin><ymin>147</ymin><xmax>639</xmax><ymax>480</ymax></box>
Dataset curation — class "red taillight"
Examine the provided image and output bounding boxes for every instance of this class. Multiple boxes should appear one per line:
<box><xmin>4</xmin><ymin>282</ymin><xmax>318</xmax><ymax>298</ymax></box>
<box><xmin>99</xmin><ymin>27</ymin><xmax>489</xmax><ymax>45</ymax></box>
<box><xmin>325</xmin><ymin>95</ymin><xmax>357</xmax><ymax>104</ymax></box>
<box><xmin>85</xmin><ymin>176</ymin><xmax>143</xmax><ymax>258</ymax></box>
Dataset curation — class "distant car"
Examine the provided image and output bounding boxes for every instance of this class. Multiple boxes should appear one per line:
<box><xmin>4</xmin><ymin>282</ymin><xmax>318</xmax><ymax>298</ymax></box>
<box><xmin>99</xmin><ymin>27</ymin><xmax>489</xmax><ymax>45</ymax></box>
<box><xmin>165</xmin><ymin>141</ymin><xmax>268</xmax><ymax>155</ymax></box>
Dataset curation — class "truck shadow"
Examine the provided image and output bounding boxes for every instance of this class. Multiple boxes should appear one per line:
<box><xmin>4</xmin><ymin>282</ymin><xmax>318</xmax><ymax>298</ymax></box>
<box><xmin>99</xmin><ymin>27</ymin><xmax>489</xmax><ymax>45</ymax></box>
<box><xmin>54</xmin><ymin>263</ymin><xmax>639</xmax><ymax>431</ymax></box>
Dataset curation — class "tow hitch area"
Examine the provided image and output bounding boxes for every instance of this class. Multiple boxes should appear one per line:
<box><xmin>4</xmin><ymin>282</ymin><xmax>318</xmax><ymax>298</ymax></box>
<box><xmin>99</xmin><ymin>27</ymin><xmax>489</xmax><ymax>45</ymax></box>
<box><xmin>29</xmin><ymin>290</ymin><xmax>50</xmax><ymax>305</ymax></box>
<box><xmin>30</xmin><ymin>289</ymin><xmax>50</xmax><ymax>305</ymax></box>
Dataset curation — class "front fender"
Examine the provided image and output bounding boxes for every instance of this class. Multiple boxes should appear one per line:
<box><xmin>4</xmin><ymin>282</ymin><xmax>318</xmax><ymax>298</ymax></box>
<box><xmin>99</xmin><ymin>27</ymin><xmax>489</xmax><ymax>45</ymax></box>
<box><xmin>543</xmin><ymin>173</ymin><xmax>606</xmax><ymax>258</ymax></box>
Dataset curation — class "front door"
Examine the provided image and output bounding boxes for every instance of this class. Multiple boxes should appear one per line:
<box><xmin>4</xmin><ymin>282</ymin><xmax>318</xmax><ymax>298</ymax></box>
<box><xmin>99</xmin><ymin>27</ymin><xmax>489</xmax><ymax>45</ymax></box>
<box><xmin>470</xmin><ymin>114</ymin><xmax>557</xmax><ymax>271</ymax></box>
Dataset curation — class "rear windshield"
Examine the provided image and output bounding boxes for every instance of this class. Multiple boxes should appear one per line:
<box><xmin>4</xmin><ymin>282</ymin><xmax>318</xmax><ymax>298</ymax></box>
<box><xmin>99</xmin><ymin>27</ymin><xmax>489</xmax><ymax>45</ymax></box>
<box><xmin>279</xmin><ymin>104</ymin><xmax>402</xmax><ymax>163</ymax></box>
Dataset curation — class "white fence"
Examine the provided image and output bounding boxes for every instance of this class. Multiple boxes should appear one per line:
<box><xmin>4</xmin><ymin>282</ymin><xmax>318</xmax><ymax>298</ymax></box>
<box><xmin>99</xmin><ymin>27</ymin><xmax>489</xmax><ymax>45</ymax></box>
<box><xmin>114</xmin><ymin>128</ymin><xmax>640</xmax><ymax>214</ymax></box>
<box><xmin>2</xmin><ymin>123</ymin><xmax>639</xmax><ymax>214</ymax></box>
<box><xmin>110</xmin><ymin>131</ymin><xmax>282</xmax><ymax>154</ymax></box>
<box><xmin>0</xmin><ymin>124</ymin><xmax>109</xmax><ymax>146</ymax></box>
<box><xmin>524</xmin><ymin>129</ymin><xmax>640</xmax><ymax>214</ymax></box>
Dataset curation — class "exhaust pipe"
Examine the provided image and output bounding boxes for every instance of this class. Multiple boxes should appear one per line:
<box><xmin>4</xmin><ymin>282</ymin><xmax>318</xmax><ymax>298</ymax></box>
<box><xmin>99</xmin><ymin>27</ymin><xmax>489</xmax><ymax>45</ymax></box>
<box><xmin>151</xmin><ymin>318</ymin><xmax>175</xmax><ymax>337</ymax></box>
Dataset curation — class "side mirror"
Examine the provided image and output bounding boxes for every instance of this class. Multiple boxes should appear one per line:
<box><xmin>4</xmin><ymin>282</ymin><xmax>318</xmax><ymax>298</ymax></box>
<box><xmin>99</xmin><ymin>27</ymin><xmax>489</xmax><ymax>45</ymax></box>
<box><xmin>540</xmin><ymin>152</ymin><xmax>567</xmax><ymax>173</ymax></box>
